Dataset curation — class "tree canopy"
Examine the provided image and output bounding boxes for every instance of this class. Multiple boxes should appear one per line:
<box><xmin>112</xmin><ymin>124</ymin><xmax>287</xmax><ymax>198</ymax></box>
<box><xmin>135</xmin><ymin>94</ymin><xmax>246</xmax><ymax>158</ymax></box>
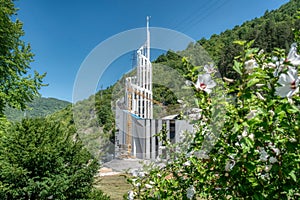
<box><xmin>0</xmin><ymin>0</ymin><xmax>45</xmax><ymax>115</ymax></box>
<box><xmin>0</xmin><ymin>118</ymin><xmax>108</xmax><ymax>199</ymax></box>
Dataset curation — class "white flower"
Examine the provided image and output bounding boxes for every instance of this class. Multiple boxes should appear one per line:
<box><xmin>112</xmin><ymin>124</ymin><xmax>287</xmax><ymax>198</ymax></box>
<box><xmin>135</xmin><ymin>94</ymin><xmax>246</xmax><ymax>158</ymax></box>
<box><xmin>287</xmin><ymin>43</ymin><xmax>300</xmax><ymax>66</ymax></box>
<box><xmin>256</xmin><ymin>92</ymin><xmax>265</xmax><ymax>101</ymax></box>
<box><xmin>194</xmin><ymin>73</ymin><xmax>216</xmax><ymax>94</ymax></box>
<box><xmin>242</xmin><ymin>127</ymin><xmax>248</xmax><ymax>137</ymax></box>
<box><xmin>145</xmin><ymin>184</ymin><xmax>153</xmax><ymax>189</ymax></box>
<box><xmin>272</xmin><ymin>56</ymin><xmax>285</xmax><ymax>77</ymax></box>
<box><xmin>134</xmin><ymin>182</ymin><xmax>141</xmax><ymax>187</ymax></box>
<box><xmin>204</xmin><ymin>63</ymin><xmax>216</xmax><ymax>74</ymax></box>
<box><xmin>259</xmin><ymin>147</ymin><xmax>269</xmax><ymax>162</ymax></box>
<box><xmin>268</xmin><ymin>110</ymin><xmax>275</xmax><ymax>117</ymax></box>
<box><xmin>261</xmin><ymin>173</ymin><xmax>270</xmax><ymax>180</ymax></box>
<box><xmin>271</xmin><ymin>147</ymin><xmax>280</xmax><ymax>156</ymax></box>
<box><xmin>194</xmin><ymin>150</ymin><xmax>209</xmax><ymax>159</ymax></box>
<box><xmin>246</xmin><ymin>110</ymin><xmax>258</xmax><ymax>120</ymax></box>
<box><xmin>248</xmin><ymin>133</ymin><xmax>254</xmax><ymax>141</ymax></box>
<box><xmin>138</xmin><ymin>171</ymin><xmax>145</xmax><ymax>177</ymax></box>
<box><xmin>267</xmin><ymin>62</ymin><xmax>276</xmax><ymax>69</ymax></box>
<box><xmin>269</xmin><ymin>157</ymin><xmax>278</xmax><ymax>164</ymax></box>
<box><xmin>265</xmin><ymin>165</ymin><xmax>272</xmax><ymax>172</ymax></box>
<box><xmin>225</xmin><ymin>160</ymin><xmax>235</xmax><ymax>171</ymax></box>
<box><xmin>128</xmin><ymin>190</ymin><xmax>134</xmax><ymax>200</ymax></box>
<box><xmin>275</xmin><ymin>68</ymin><xmax>299</xmax><ymax>98</ymax></box>
<box><xmin>245</xmin><ymin>59</ymin><xmax>258</xmax><ymax>74</ymax></box>
<box><xmin>132</xmin><ymin>178</ymin><xmax>137</xmax><ymax>183</ymax></box>
<box><xmin>186</xmin><ymin>185</ymin><xmax>196</xmax><ymax>199</ymax></box>
<box><xmin>183</xmin><ymin>160</ymin><xmax>191</xmax><ymax>166</ymax></box>
<box><xmin>149</xmin><ymin>181</ymin><xmax>155</xmax><ymax>185</ymax></box>
<box><xmin>255</xmin><ymin>83</ymin><xmax>265</xmax><ymax>88</ymax></box>
<box><xmin>258</xmin><ymin>49</ymin><xmax>264</xmax><ymax>55</ymax></box>
<box><xmin>177</xmin><ymin>99</ymin><xmax>184</xmax><ymax>104</ymax></box>
<box><xmin>223</xmin><ymin>76</ymin><xmax>234</xmax><ymax>83</ymax></box>
<box><xmin>289</xmin><ymin>138</ymin><xmax>297</xmax><ymax>143</ymax></box>
<box><xmin>131</xmin><ymin>170</ymin><xmax>138</xmax><ymax>177</ymax></box>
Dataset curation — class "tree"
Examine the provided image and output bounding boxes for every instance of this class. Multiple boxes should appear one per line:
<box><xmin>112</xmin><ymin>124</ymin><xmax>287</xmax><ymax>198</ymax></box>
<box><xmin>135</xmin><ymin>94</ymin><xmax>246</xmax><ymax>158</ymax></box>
<box><xmin>0</xmin><ymin>118</ymin><xmax>109</xmax><ymax>199</ymax></box>
<box><xmin>0</xmin><ymin>0</ymin><xmax>45</xmax><ymax>115</ymax></box>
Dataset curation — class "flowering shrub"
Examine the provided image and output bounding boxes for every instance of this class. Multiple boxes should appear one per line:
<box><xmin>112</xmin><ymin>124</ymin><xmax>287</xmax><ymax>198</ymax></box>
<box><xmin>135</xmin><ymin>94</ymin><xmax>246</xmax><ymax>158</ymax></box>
<box><xmin>126</xmin><ymin>40</ymin><xmax>300</xmax><ymax>199</ymax></box>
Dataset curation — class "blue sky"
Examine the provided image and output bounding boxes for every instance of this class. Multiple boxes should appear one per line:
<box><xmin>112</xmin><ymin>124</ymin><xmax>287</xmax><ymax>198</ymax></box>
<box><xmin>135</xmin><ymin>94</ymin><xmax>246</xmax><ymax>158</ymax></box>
<box><xmin>15</xmin><ymin>0</ymin><xmax>289</xmax><ymax>102</ymax></box>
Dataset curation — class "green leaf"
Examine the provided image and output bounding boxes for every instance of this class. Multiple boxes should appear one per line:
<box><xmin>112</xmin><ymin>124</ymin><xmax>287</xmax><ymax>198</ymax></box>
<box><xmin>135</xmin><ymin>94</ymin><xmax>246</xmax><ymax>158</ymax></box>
<box><xmin>253</xmin><ymin>193</ymin><xmax>265</xmax><ymax>200</ymax></box>
<box><xmin>233</xmin><ymin>60</ymin><xmax>243</xmax><ymax>75</ymax></box>
<box><xmin>244</xmin><ymin>137</ymin><xmax>253</xmax><ymax>148</ymax></box>
<box><xmin>246</xmin><ymin>40</ymin><xmax>255</xmax><ymax>49</ymax></box>
<box><xmin>244</xmin><ymin>162</ymin><xmax>256</xmax><ymax>171</ymax></box>
<box><xmin>289</xmin><ymin>171</ymin><xmax>297</xmax><ymax>182</ymax></box>
<box><xmin>247</xmin><ymin>78</ymin><xmax>260</xmax><ymax>88</ymax></box>
<box><xmin>233</xmin><ymin>40</ymin><xmax>247</xmax><ymax>46</ymax></box>
<box><xmin>248</xmin><ymin>177</ymin><xmax>259</xmax><ymax>187</ymax></box>
<box><xmin>287</xmin><ymin>105</ymin><xmax>299</xmax><ymax>114</ymax></box>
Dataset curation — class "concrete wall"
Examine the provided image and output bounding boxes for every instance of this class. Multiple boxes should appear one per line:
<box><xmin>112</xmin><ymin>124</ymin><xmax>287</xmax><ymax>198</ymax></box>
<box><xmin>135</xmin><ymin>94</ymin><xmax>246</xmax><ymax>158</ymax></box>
<box><xmin>115</xmin><ymin>108</ymin><xmax>193</xmax><ymax>160</ymax></box>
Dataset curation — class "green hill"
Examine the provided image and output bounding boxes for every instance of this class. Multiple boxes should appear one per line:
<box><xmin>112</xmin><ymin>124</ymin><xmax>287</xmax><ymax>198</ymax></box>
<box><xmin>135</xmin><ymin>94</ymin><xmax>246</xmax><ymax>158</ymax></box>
<box><xmin>199</xmin><ymin>0</ymin><xmax>300</xmax><ymax>78</ymax></box>
<box><xmin>156</xmin><ymin>0</ymin><xmax>300</xmax><ymax>79</ymax></box>
<box><xmin>4</xmin><ymin>97</ymin><xmax>71</xmax><ymax>122</ymax></box>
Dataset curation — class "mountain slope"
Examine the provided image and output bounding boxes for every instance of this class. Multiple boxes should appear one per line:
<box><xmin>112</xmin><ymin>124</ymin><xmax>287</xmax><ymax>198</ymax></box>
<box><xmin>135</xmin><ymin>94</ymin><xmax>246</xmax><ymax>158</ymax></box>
<box><xmin>4</xmin><ymin>97</ymin><xmax>71</xmax><ymax>121</ymax></box>
<box><xmin>156</xmin><ymin>0</ymin><xmax>300</xmax><ymax>79</ymax></box>
<box><xmin>198</xmin><ymin>0</ymin><xmax>300</xmax><ymax>78</ymax></box>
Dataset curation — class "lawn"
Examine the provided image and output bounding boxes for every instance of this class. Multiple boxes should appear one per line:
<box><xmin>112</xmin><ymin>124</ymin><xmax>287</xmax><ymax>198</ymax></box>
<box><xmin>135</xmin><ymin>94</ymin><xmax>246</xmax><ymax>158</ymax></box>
<box><xmin>95</xmin><ymin>174</ymin><xmax>131</xmax><ymax>200</ymax></box>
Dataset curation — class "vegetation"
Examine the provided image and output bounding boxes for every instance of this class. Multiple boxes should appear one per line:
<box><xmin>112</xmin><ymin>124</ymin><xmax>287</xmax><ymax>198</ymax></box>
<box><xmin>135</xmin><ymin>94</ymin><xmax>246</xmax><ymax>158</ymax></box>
<box><xmin>95</xmin><ymin>175</ymin><xmax>131</xmax><ymax>200</ymax></box>
<box><xmin>46</xmin><ymin>0</ymin><xmax>300</xmax><ymax>166</ymax></box>
<box><xmin>155</xmin><ymin>0</ymin><xmax>300</xmax><ymax>81</ymax></box>
<box><xmin>0</xmin><ymin>0</ymin><xmax>45</xmax><ymax>115</ymax></box>
<box><xmin>126</xmin><ymin>39</ymin><xmax>300</xmax><ymax>199</ymax></box>
<box><xmin>199</xmin><ymin>0</ymin><xmax>300</xmax><ymax>79</ymax></box>
<box><xmin>1</xmin><ymin>0</ymin><xmax>299</xmax><ymax>199</ymax></box>
<box><xmin>4</xmin><ymin>97</ymin><xmax>70</xmax><ymax>122</ymax></box>
<box><xmin>0</xmin><ymin>0</ymin><xmax>108</xmax><ymax>199</ymax></box>
<box><xmin>0</xmin><ymin>118</ymin><xmax>109</xmax><ymax>199</ymax></box>
<box><xmin>124</xmin><ymin>2</ymin><xmax>300</xmax><ymax>199</ymax></box>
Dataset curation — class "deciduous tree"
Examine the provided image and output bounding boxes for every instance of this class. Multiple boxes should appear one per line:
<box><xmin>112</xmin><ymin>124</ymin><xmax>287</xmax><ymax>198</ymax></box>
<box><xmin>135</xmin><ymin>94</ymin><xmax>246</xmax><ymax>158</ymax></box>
<box><xmin>0</xmin><ymin>0</ymin><xmax>45</xmax><ymax>115</ymax></box>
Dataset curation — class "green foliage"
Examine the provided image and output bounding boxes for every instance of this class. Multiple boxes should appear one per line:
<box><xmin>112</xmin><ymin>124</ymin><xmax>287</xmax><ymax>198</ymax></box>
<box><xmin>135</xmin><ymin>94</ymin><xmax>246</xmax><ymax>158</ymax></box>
<box><xmin>96</xmin><ymin>87</ymin><xmax>115</xmax><ymax>134</ymax></box>
<box><xmin>126</xmin><ymin>37</ymin><xmax>300</xmax><ymax>199</ymax></box>
<box><xmin>0</xmin><ymin>0</ymin><xmax>46</xmax><ymax>115</ymax></box>
<box><xmin>4</xmin><ymin>97</ymin><xmax>70</xmax><ymax>122</ymax></box>
<box><xmin>198</xmin><ymin>0</ymin><xmax>300</xmax><ymax>79</ymax></box>
<box><xmin>88</xmin><ymin>189</ymin><xmax>110</xmax><ymax>200</ymax></box>
<box><xmin>0</xmin><ymin>118</ymin><xmax>103</xmax><ymax>199</ymax></box>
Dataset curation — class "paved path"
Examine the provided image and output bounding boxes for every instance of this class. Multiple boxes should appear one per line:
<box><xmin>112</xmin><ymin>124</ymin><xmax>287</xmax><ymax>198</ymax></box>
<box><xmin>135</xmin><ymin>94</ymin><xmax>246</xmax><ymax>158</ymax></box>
<box><xmin>102</xmin><ymin>158</ymin><xmax>145</xmax><ymax>172</ymax></box>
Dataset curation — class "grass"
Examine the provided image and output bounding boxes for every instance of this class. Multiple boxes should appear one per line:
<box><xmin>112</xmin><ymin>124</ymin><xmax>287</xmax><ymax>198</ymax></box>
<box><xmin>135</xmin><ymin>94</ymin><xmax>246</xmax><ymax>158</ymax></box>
<box><xmin>95</xmin><ymin>174</ymin><xmax>211</xmax><ymax>199</ymax></box>
<box><xmin>95</xmin><ymin>174</ymin><xmax>131</xmax><ymax>200</ymax></box>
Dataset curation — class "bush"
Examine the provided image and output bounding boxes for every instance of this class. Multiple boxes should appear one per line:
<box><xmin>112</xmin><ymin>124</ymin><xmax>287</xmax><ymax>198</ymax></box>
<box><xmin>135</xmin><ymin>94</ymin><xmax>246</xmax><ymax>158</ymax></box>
<box><xmin>0</xmin><ymin>118</ymin><xmax>105</xmax><ymax>199</ymax></box>
<box><xmin>126</xmin><ymin>40</ymin><xmax>300</xmax><ymax>199</ymax></box>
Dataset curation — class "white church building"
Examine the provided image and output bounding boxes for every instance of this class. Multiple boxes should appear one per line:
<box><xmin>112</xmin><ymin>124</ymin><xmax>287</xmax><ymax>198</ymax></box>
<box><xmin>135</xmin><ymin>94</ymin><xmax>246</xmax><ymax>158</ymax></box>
<box><xmin>114</xmin><ymin>17</ymin><xmax>193</xmax><ymax>159</ymax></box>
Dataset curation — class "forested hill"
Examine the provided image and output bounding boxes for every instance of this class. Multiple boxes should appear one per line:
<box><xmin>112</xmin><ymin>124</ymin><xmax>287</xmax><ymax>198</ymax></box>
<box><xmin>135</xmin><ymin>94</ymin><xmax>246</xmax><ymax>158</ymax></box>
<box><xmin>157</xmin><ymin>0</ymin><xmax>300</xmax><ymax>79</ymax></box>
<box><xmin>4</xmin><ymin>97</ymin><xmax>71</xmax><ymax>122</ymax></box>
<box><xmin>201</xmin><ymin>0</ymin><xmax>300</xmax><ymax>78</ymax></box>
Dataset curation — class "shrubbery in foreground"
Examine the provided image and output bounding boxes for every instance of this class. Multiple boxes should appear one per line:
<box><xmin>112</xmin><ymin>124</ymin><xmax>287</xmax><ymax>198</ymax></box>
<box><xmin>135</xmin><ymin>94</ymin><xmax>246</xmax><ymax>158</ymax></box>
<box><xmin>127</xmin><ymin>39</ymin><xmax>300</xmax><ymax>199</ymax></box>
<box><xmin>0</xmin><ymin>118</ymin><xmax>109</xmax><ymax>200</ymax></box>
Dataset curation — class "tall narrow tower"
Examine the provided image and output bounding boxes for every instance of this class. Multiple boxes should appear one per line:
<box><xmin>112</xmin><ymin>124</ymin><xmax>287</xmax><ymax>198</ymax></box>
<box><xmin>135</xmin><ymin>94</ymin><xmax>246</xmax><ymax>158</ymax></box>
<box><xmin>126</xmin><ymin>16</ymin><xmax>153</xmax><ymax>119</ymax></box>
